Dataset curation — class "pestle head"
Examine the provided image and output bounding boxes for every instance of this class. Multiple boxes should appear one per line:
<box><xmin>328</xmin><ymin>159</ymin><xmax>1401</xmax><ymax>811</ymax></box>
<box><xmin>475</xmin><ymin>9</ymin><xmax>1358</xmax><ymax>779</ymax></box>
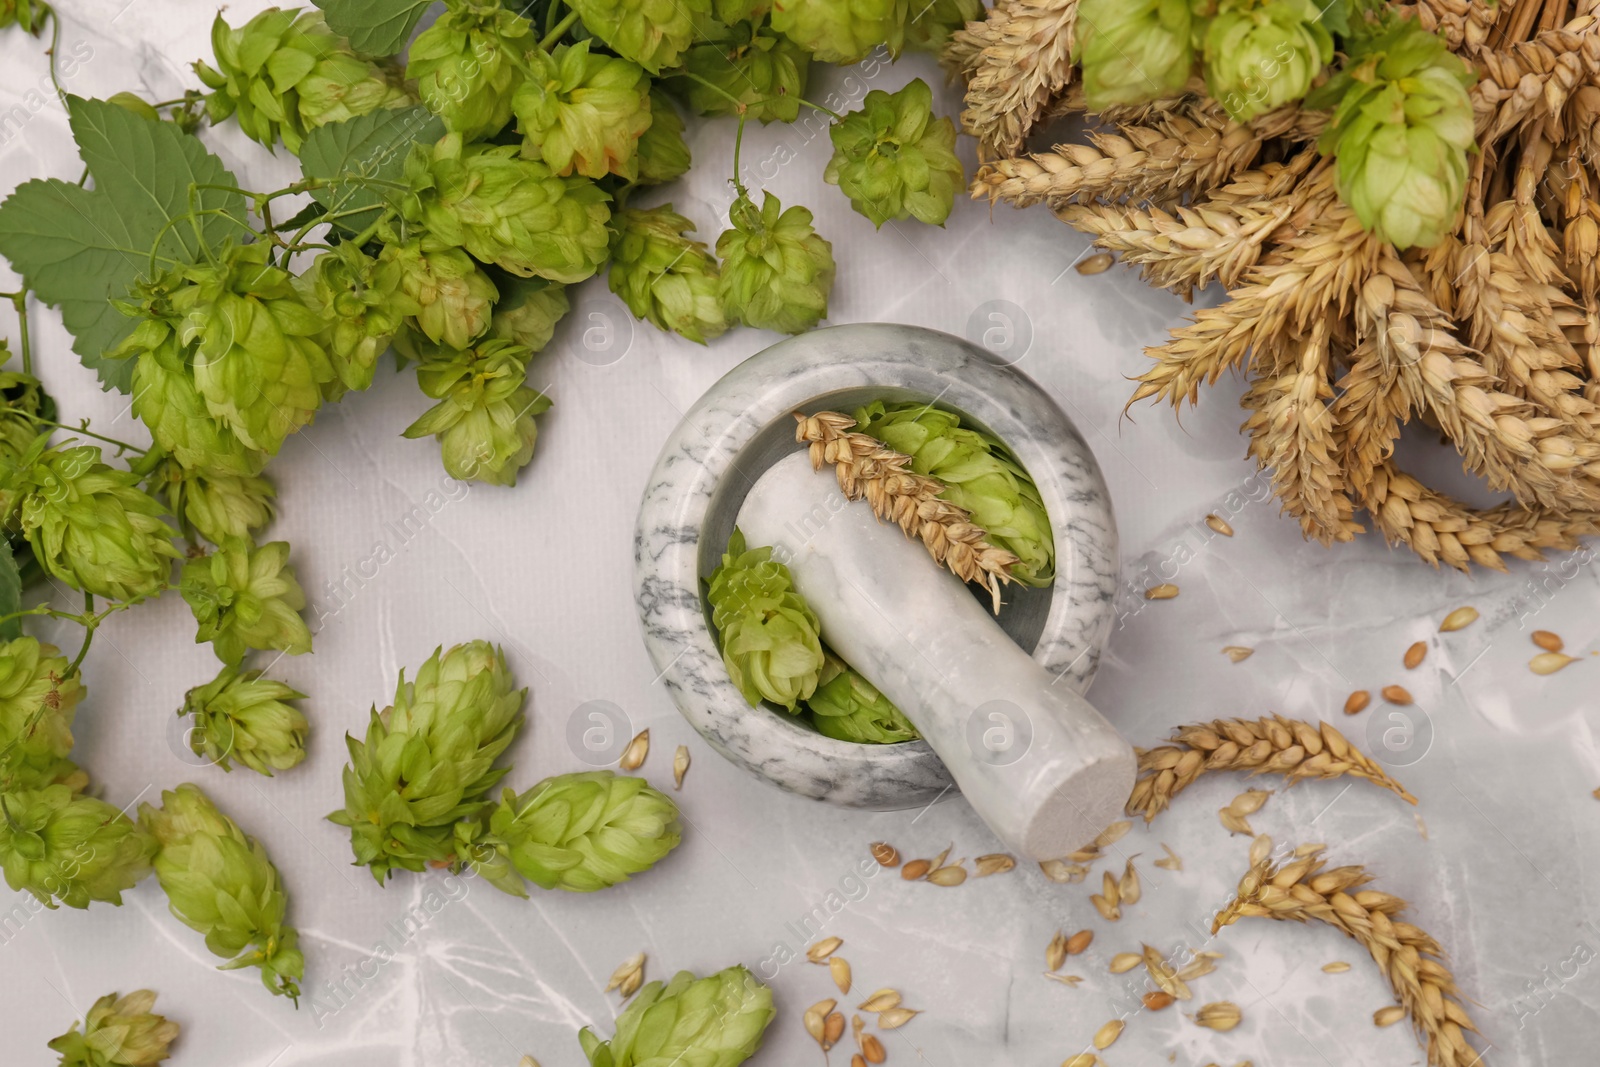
<box><xmin>736</xmin><ymin>451</ymin><xmax>1136</xmax><ymax>858</ymax></box>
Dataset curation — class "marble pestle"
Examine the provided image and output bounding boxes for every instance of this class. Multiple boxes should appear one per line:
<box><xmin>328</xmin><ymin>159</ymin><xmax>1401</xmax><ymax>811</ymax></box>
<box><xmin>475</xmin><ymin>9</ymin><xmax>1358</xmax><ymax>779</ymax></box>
<box><xmin>737</xmin><ymin>452</ymin><xmax>1136</xmax><ymax>858</ymax></box>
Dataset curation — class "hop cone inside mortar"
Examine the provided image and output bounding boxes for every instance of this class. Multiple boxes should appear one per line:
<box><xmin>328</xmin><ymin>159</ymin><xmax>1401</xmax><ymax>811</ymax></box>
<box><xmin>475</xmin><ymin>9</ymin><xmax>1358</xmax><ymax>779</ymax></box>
<box><xmin>1202</xmin><ymin>0</ymin><xmax>1333</xmax><ymax>121</ymax></box>
<box><xmin>327</xmin><ymin>640</ymin><xmax>526</xmax><ymax>883</ymax></box>
<box><xmin>407</xmin><ymin>0</ymin><xmax>533</xmax><ymax>140</ymax></box>
<box><xmin>489</xmin><ymin>276</ymin><xmax>570</xmax><ymax>354</ymax></box>
<box><xmin>716</xmin><ymin>191</ymin><xmax>835</xmax><ymax>335</ymax></box>
<box><xmin>181</xmin><ymin>664</ymin><xmax>307</xmax><ymax>776</ymax></box>
<box><xmin>0</xmin><ymin>785</ymin><xmax>156</xmax><ymax>909</ymax></box>
<box><xmin>852</xmin><ymin>400</ymin><xmax>1056</xmax><ymax>585</ymax></box>
<box><xmin>513</xmin><ymin>40</ymin><xmax>654</xmax><ymax>181</ymax></box>
<box><xmin>380</xmin><ymin>240</ymin><xmax>499</xmax><ymax>352</ymax></box>
<box><xmin>194</xmin><ymin>7</ymin><xmax>409</xmax><ymax>154</ymax></box>
<box><xmin>403</xmin><ymin>339</ymin><xmax>551</xmax><ymax>486</ymax></box>
<box><xmin>405</xmin><ymin>134</ymin><xmax>612</xmax><ymax>284</ymax></box>
<box><xmin>607</xmin><ymin>206</ymin><xmax>728</xmax><ymax>343</ymax></box>
<box><xmin>770</xmin><ymin>0</ymin><xmax>905</xmax><ymax>64</ymax></box>
<box><xmin>297</xmin><ymin>242</ymin><xmax>421</xmax><ymax>395</ymax></box>
<box><xmin>706</xmin><ymin>528</ymin><xmax>824</xmax><ymax>711</ymax></box>
<box><xmin>1077</xmin><ymin>0</ymin><xmax>1195</xmax><ymax>110</ymax></box>
<box><xmin>675</xmin><ymin>21</ymin><xmax>810</xmax><ymax>124</ymax></box>
<box><xmin>564</xmin><ymin>0</ymin><xmax>712</xmax><ymax>74</ymax></box>
<box><xmin>1311</xmin><ymin>20</ymin><xmax>1475</xmax><ymax>251</ymax></box>
<box><xmin>139</xmin><ymin>784</ymin><xmax>303</xmax><ymax>1000</ymax></box>
<box><xmin>8</xmin><ymin>437</ymin><xmax>180</xmax><ymax>603</ymax></box>
<box><xmin>578</xmin><ymin>965</ymin><xmax>775</xmax><ymax>1067</ymax></box>
<box><xmin>635</xmin><ymin>89</ymin><xmax>691</xmax><ymax>185</ymax></box>
<box><xmin>0</xmin><ymin>637</ymin><xmax>85</xmax><ymax>792</ymax></box>
<box><xmin>47</xmin><ymin>989</ymin><xmax>180</xmax><ymax>1067</ymax></box>
<box><xmin>824</xmin><ymin>78</ymin><xmax>962</xmax><ymax>228</ymax></box>
<box><xmin>807</xmin><ymin>653</ymin><xmax>918</xmax><ymax>744</ymax></box>
<box><xmin>465</xmin><ymin>770</ymin><xmax>682</xmax><ymax>894</ymax></box>
<box><xmin>180</xmin><ymin>540</ymin><xmax>312</xmax><ymax>666</ymax></box>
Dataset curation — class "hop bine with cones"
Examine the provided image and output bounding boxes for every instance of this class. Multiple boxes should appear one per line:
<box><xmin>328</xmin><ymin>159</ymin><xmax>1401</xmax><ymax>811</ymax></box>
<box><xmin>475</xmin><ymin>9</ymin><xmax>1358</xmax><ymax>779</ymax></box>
<box><xmin>953</xmin><ymin>0</ymin><xmax>1600</xmax><ymax>571</ymax></box>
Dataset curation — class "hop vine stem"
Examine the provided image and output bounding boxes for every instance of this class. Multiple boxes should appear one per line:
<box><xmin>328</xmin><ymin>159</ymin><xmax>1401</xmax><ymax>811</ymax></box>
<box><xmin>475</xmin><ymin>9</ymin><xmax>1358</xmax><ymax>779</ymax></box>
<box><xmin>2</xmin><ymin>290</ymin><xmax>33</xmax><ymax>374</ymax></box>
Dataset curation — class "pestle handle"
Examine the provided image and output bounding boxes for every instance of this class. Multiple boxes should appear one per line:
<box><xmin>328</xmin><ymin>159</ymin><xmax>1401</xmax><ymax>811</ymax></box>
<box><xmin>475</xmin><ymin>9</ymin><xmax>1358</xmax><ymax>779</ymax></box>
<box><xmin>735</xmin><ymin>452</ymin><xmax>1136</xmax><ymax>859</ymax></box>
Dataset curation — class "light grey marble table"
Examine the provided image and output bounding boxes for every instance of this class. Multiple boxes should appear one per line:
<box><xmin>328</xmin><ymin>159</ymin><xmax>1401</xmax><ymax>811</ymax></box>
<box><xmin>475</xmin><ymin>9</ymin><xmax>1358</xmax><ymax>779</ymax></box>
<box><xmin>1</xmin><ymin>5</ymin><xmax>1595</xmax><ymax>1066</ymax></box>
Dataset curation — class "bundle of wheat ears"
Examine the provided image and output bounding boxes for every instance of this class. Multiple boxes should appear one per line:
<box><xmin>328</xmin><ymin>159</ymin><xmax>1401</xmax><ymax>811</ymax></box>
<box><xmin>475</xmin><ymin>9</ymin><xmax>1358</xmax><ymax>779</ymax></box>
<box><xmin>951</xmin><ymin>0</ymin><xmax>1600</xmax><ymax>571</ymax></box>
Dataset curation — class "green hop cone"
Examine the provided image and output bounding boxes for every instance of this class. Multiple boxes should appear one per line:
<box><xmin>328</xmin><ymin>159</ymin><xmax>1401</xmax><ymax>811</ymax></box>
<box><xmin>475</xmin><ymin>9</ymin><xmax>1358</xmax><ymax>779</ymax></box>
<box><xmin>297</xmin><ymin>242</ymin><xmax>421</xmax><ymax>394</ymax></box>
<box><xmin>514</xmin><ymin>41</ymin><xmax>653</xmax><ymax>181</ymax></box>
<box><xmin>381</xmin><ymin>240</ymin><xmax>499</xmax><ymax>352</ymax></box>
<box><xmin>489</xmin><ymin>276</ymin><xmax>571</xmax><ymax>353</ymax></box>
<box><xmin>0</xmin><ymin>637</ymin><xmax>85</xmax><ymax>793</ymax></box>
<box><xmin>824</xmin><ymin>78</ymin><xmax>963</xmax><ymax>228</ymax></box>
<box><xmin>706</xmin><ymin>528</ymin><xmax>824</xmax><ymax>711</ymax></box>
<box><xmin>115</xmin><ymin>326</ymin><xmax>265</xmax><ymax>478</ymax></box>
<box><xmin>1311</xmin><ymin>22</ymin><xmax>1475</xmax><ymax>251</ymax></box>
<box><xmin>180</xmin><ymin>541</ymin><xmax>312</xmax><ymax>666</ymax></box>
<box><xmin>47</xmin><ymin>989</ymin><xmax>180</xmax><ymax>1067</ymax></box>
<box><xmin>406</xmin><ymin>134</ymin><xmax>612</xmax><ymax>284</ymax></box>
<box><xmin>0</xmin><ymin>339</ymin><xmax>55</xmax><ymax>467</ymax></box>
<box><xmin>636</xmin><ymin>89</ymin><xmax>691</xmax><ymax>185</ymax></box>
<box><xmin>10</xmin><ymin>437</ymin><xmax>180</xmax><ymax>602</ymax></box>
<box><xmin>469</xmin><ymin>771</ymin><xmax>682</xmax><ymax>895</ymax></box>
<box><xmin>716</xmin><ymin>191</ymin><xmax>835</xmax><ymax>335</ymax></box>
<box><xmin>326</xmin><ymin>640</ymin><xmax>525</xmax><ymax>883</ymax></box>
<box><xmin>406</xmin><ymin>0</ymin><xmax>532</xmax><ymax>140</ymax></box>
<box><xmin>1077</xmin><ymin>0</ymin><xmax>1195</xmax><ymax>110</ymax></box>
<box><xmin>194</xmin><ymin>7</ymin><xmax>410</xmax><ymax>154</ymax></box>
<box><xmin>403</xmin><ymin>339</ymin><xmax>551</xmax><ymax>486</ymax></box>
<box><xmin>578</xmin><ymin>965</ymin><xmax>776</xmax><ymax>1067</ymax></box>
<box><xmin>564</xmin><ymin>0</ymin><xmax>713</xmax><ymax>74</ymax></box>
<box><xmin>675</xmin><ymin>22</ymin><xmax>810</xmax><ymax>124</ymax></box>
<box><xmin>607</xmin><ymin>206</ymin><xmax>728</xmax><ymax>343</ymax></box>
<box><xmin>807</xmin><ymin>653</ymin><xmax>918</xmax><ymax>744</ymax></box>
<box><xmin>903</xmin><ymin>0</ymin><xmax>981</xmax><ymax>53</ymax></box>
<box><xmin>150</xmin><ymin>458</ymin><xmax>276</xmax><ymax>548</ymax></box>
<box><xmin>181</xmin><ymin>664</ymin><xmax>308</xmax><ymax>777</ymax></box>
<box><xmin>139</xmin><ymin>784</ymin><xmax>303</xmax><ymax>1000</ymax></box>
<box><xmin>771</xmin><ymin>0</ymin><xmax>906</xmax><ymax>64</ymax></box>
<box><xmin>852</xmin><ymin>400</ymin><xmax>1055</xmax><ymax>585</ymax></box>
<box><xmin>0</xmin><ymin>0</ymin><xmax>51</xmax><ymax>35</ymax></box>
<box><xmin>1202</xmin><ymin>0</ymin><xmax>1333</xmax><ymax>121</ymax></box>
<box><xmin>0</xmin><ymin>785</ymin><xmax>156</xmax><ymax>910</ymax></box>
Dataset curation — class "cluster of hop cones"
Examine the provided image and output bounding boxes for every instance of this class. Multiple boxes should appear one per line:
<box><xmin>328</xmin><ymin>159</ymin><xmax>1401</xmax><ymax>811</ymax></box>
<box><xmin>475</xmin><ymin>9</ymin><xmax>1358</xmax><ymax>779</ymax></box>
<box><xmin>948</xmin><ymin>0</ymin><xmax>1600</xmax><ymax>571</ymax></box>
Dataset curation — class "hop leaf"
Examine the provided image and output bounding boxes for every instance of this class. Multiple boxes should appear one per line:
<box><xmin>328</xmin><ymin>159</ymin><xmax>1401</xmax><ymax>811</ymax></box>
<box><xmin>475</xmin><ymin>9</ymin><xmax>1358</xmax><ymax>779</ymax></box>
<box><xmin>180</xmin><ymin>541</ymin><xmax>312</xmax><ymax>666</ymax></box>
<box><xmin>326</xmin><ymin>640</ymin><xmax>525</xmax><ymax>883</ymax></box>
<box><xmin>716</xmin><ymin>191</ymin><xmax>834</xmax><ymax>334</ymax></box>
<box><xmin>771</xmin><ymin>0</ymin><xmax>906</xmax><ymax>64</ymax></box>
<box><xmin>47</xmin><ymin>989</ymin><xmax>180</xmax><ymax>1067</ymax></box>
<box><xmin>1311</xmin><ymin>21</ymin><xmax>1476</xmax><ymax>250</ymax></box>
<box><xmin>564</xmin><ymin>0</ymin><xmax>713</xmax><ymax>73</ymax></box>
<box><xmin>1077</xmin><ymin>0</ymin><xmax>1195</xmax><ymax>110</ymax></box>
<box><xmin>674</xmin><ymin>21</ymin><xmax>810</xmax><ymax>124</ymax></box>
<box><xmin>181</xmin><ymin>664</ymin><xmax>308</xmax><ymax>777</ymax></box>
<box><xmin>578</xmin><ymin>966</ymin><xmax>775</xmax><ymax>1067</ymax></box>
<box><xmin>852</xmin><ymin>399</ymin><xmax>1056</xmax><ymax>584</ymax></box>
<box><xmin>0</xmin><ymin>637</ymin><xmax>85</xmax><ymax>793</ymax></box>
<box><xmin>0</xmin><ymin>785</ymin><xmax>156</xmax><ymax>910</ymax></box>
<box><xmin>403</xmin><ymin>339</ymin><xmax>551</xmax><ymax>486</ymax></box>
<box><xmin>1203</xmin><ymin>0</ymin><xmax>1333</xmax><ymax>121</ymax></box>
<box><xmin>139</xmin><ymin>784</ymin><xmax>303</xmax><ymax>1000</ymax></box>
<box><xmin>635</xmin><ymin>89</ymin><xmax>692</xmax><ymax>185</ymax></box>
<box><xmin>297</xmin><ymin>242</ymin><xmax>421</xmax><ymax>394</ymax></box>
<box><xmin>807</xmin><ymin>653</ymin><xmax>917</xmax><ymax>744</ymax></box>
<box><xmin>10</xmin><ymin>438</ymin><xmax>180</xmax><ymax>602</ymax></box>
<box><xmin>405</xmin><ymin>134</ymin><xmax>612</xmax><ymax>284</ymax></box>
<box><xmin>380</xmin><ymin>239</ymin><xmax>499</xmax><ymax>352</ymax></box>
<box><xmin>706</xmin><ymin>528</ymin><xmax>824</xmax><ymax>710</ymax></box>
<box><xmin>193</xmin><ymin>7</ymin><xmax>411</xmax><ymax>154</ymax></box>
<box><xmin>406</xmin><ymin>0</ymin><xmax>532</xmax><ymax>140</ymax></box>
<box><xmin>607</xmin><ymin>206</ymin><xmax>728</xmax><ymax>343</ymax></box>
<box><xmin>824</xmin><ymin>78</ymin><xmax>962</xmax><ymax>228</ymax></box>
<box><xmin>489</xmin><ymin>276</ymin><xmax>570</xmax><ymax>354</ymax></box>
<box><xmin>467</xmin><ymin>771</ymin><xmax>682</xmax><ymax>894</ymax></box>
<box><xmin>514</xmin><ymin>41</ymin><xmax>653</xmax><ymax>181</ymax></box>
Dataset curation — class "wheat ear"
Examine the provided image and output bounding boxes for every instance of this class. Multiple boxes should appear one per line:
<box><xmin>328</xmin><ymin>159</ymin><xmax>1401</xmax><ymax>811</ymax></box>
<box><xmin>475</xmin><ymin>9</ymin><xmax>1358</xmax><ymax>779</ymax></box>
<box><xmin>947</xmin><ymin>0</ymin><xmax>1079</xmax><ymax>160</ymax></box>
